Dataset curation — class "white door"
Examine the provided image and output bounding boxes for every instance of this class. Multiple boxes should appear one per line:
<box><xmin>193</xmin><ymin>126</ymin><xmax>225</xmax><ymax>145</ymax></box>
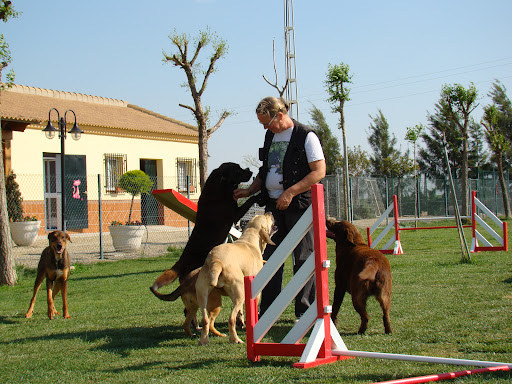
<box><xmin>43</xmin><ymin>154</ymin><xmax>62</xmax><ymax>230</ymax></box>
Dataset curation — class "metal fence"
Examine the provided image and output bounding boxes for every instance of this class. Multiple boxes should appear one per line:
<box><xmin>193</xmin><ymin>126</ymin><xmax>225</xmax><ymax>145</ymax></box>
<box><xmin>7</xmin><ymin>173</ymin><xmax>196</xmax><ymax>267</ymax></box>
<box><xmin>6</xmin><ymin>171</ymin><xmax>511</xmax><ymax>268</ymax></box>
<box><xmin>324</xmin><ymin>171</ymin><xmax>512</xmax><ymax>221</ymax></box>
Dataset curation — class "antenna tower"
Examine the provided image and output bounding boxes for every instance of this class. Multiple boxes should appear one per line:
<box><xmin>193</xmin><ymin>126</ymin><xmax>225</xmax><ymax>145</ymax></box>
<box><xmin>284</xmin><ymin>0</ymin><xmax>299</xmax><ymax>119</ymax></box>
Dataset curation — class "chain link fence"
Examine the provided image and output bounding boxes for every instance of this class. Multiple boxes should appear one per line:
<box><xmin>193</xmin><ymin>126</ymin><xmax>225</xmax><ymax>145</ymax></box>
<box><xmin>6</xmin><ymin>171</ymin><xmax>511</xmax><ymax>268</ymax></box>
<box><xmin>7</xmin><ymin>173</ymin><xmax>195</xmax><ymax>267</ymax></box>
<box><xmin>324</xmin><ymin>171</ymin><xmax>511</xmax><ymax>221</ymax></box>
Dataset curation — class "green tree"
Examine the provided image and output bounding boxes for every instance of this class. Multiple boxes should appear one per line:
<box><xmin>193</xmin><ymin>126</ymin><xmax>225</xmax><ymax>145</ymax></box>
<box><xmin>406</xmin><ymin>124</ymin><xmax>423</xmax><ymax>220</ymax></box>
<box><xmin>488</xmin><ymin>80</ymin><xmax>512</xmax><ymax>168</ymax></box>
<box><xmin>163</xmin><ymin>28</ymin><xmax>229</xmax><ymax>189</ymax></box>
<box><xmin>367</xmin><ymin>109</ymin><xmax>399</xmax><ymax>177</ymax></box>
<box><xmin>346</xmin><ymin>145</ymin><xmax>371</xmax><ymax>176</ymax></box>
<box><xmin>440</xmin><ymin>83</ymin><xmax>479</xmax><ymax>216</ymax></box>
<box><xmin>118</xmin><ymin>170</ymin><xmax>153</xmax><ymax>224</ymax></box>
<box><xmin>0</xmin><ymin>0</ymin><xmax>18</xmax><ymax>286</ymax></box>
<box><xmin>488</xmin><ymin>80</ymin><xmax>512</xmax><ymax>141</ymax></box>
<box><xmin>308</xmin><ymin>105</ymin><xmax>341</xmax><ymax>175</ymax></box>
<box><xmin>325</xmin><ymin>62</ymin><xmax>352</xmax><ymax>219</ymax></box>
<box><xmin>418</xmin><ymin>92</ymin><xmax>485</xmax><ymax>180</ymax></box>
<box><xmin>481</xmin><ymin>104</ymin><xmax>511</xmax><ymax>218</ymax></box>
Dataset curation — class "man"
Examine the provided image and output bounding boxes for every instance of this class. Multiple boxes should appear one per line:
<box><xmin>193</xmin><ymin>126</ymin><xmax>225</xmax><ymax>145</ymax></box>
<box><xmin>234</xmin><ymin>96</ymin><xmax>326</xmax><ymax>319</ymax></box>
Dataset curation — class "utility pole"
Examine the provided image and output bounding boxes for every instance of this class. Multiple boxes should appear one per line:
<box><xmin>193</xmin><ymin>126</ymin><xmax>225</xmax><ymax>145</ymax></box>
<box><xmin>284</xmin><ymin>0</ymin><xmax>298</xmax><ymax>119</ymax></box>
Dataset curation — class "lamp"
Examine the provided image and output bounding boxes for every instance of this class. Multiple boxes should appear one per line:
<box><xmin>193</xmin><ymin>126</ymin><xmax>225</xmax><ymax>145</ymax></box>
<box><xmin>43</xmin><ymin>108</ymin><xmax>83</xmax><ymax>231</ymax></box>
<box><xmin>42</xmin><ymin>119</ymin><xmax>57</xmax><ymax>139</ymax></box>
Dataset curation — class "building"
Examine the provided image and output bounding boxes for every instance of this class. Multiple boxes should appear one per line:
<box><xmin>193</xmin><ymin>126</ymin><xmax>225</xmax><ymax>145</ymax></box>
<box><xmin>1</xmin><ymin>85</ymin><xmax>199</xmax><ymax>234</ymax></box>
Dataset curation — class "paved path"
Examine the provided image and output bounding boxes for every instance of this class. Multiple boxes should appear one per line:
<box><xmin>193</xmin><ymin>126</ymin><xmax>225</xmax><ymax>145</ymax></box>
<box><xmin>12</xmin><ymin>219</ymin><xmax>378</xmax><ymax>269</ymax></box>
<box><xmin>12</xmin><ymin>226</ymin><xmax>190</xmax><ymax>269</ymax></box>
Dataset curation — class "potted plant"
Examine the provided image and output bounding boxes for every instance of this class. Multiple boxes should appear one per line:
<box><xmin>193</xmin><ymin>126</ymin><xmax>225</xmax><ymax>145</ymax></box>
<box><xmin>108</xmin><ymin>170</ymin><xmax>153</xmax><ymax>252</ymax></box>
<box><xmin>6</xmin><ymin>171</ymin><xmax>41</xmax><ymax>246</ymax></box>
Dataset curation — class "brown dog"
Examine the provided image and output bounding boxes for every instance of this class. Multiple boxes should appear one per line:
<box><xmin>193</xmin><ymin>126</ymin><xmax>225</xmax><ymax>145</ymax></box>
<box><xmin>196</xmin><ymin>212</ymin><xmax>276</xmax><ymax>345</ymax></box>
<box><xmin>326</xmin><ymin>219</ymin><xmax>392</xmax><ymax>334</ymax></box>
<box><xmin>178</xmin><ymin>267</ymin><xmax>228</xmax><ymax>337</ymax></box>
<box><xmin>25</xmin><ymin>231</ymin><xmax>71</xmax><ymax>320</ymax></box>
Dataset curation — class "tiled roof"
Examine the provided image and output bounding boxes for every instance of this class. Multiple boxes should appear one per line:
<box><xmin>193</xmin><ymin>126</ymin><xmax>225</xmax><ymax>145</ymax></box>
<box><xmin>1</xmin><ymin>85</ymin><xmax>198</xmax><ymax>141</ymax></box>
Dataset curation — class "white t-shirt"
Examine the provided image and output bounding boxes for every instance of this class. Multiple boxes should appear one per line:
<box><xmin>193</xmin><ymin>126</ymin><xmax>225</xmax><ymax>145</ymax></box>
<box><xmin>265</xmin><ymin>127</ymin><xmax>324</xmax><ymax>199</ymax></box>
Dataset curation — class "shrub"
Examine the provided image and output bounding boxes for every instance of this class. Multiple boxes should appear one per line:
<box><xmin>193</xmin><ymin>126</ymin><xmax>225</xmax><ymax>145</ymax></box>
<box><xmin>5</xmin><ymin>171</ymin><xmax>36</xmax><ymax>222</ymax></box>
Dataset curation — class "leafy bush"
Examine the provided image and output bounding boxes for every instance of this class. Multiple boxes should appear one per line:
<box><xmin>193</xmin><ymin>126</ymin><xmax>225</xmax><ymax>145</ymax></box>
<box><xmin>5</xmin><ymin>171</ymin><xmax>36</xmax><ymax>222</ymax></box>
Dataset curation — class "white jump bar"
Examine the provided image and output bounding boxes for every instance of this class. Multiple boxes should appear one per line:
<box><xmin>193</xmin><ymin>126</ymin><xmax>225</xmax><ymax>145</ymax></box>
<box><xmin>332</xmin><ymin>350</ymin><xmax>512</xmax><ymax>368</ymax></box>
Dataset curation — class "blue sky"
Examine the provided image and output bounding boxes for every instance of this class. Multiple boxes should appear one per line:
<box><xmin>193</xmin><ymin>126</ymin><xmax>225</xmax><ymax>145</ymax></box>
<box><xmin>3</xmin><ymin>0</ymin><xmax>512</xmax><ymax>173</ymax></box>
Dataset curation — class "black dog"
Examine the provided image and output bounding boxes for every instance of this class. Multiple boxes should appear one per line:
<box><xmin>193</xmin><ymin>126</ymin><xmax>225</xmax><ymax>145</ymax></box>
<box><xmin>150</xmin><ymin>162</ymin><xmax>257</xmax><ymax>301</ymax></box>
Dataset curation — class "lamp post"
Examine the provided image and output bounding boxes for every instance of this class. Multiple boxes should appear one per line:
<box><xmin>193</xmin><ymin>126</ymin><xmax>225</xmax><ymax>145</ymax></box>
<box><xmin>43</xmin><ymin>108</ymin><xmax>83</xmax><ymax>232</ymax></box>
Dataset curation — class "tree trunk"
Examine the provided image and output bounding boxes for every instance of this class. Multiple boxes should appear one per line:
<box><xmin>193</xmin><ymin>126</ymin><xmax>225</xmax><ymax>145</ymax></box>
<box><xmin>341</xmin><ymin>127</ymin><xmax>349</xmax><ymax>221</ymax></box>
<box><xmin>340</xmin><ymin>100</ymin><xmax>350</xmax><ymax>221</ymax></box>
<box><xmin>0</xmin><ymin>125</ymin><xmax>17</xmax><ymax>285</ymax></box>
<box><xmin>197</xmin><ymin>116</ymin><xmax>208</xmax><ymax>191</ymax></box>
<box><xmin>461</xmin><ymin>127</ymin><xmax>469</xmax><ymax>217</ymax></box>
<box><xmin>128</xmin><ymin>195</ymin><xmax>135</xmax><ymax>223</ymax></box>
<box><xmin>497</xmin><ymin>153</ymin><xmax>511</xmax><ymax>218</ymax></box>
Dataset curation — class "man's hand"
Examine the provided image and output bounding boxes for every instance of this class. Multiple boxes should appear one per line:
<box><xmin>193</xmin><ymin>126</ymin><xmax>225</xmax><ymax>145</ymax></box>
<box><xmin>276</xmin><ymin>189</ymin><xmax>294</xmax><ymax>210</ymax></box>
<box><xmin>233</xmin><ymin>188</ymin><xmax>250</xmax><ymax>201</ymax></box>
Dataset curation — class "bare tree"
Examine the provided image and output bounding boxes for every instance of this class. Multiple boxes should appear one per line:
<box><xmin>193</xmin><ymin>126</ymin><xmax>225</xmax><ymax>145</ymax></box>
<box><xmin>163</xmin><ymin>28</ymin><xmax>229</xmax><ymax>189</ymax></box>
<box><xmin>262</xmin><ymin>40</ymin><xmax>288</xmax><ymax>98</ymax></box>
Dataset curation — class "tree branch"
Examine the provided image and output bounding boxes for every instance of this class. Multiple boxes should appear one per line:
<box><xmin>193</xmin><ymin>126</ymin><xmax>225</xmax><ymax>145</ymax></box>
<box><xmin>262</xmin><ymin>40</ymin><xmax>288</xmax><ymax>97</ymax></box>
<box><xmin>207</xmin><ymin>110</ymin><xmax>230</xmax><ymax>138</ymax></box>
<box><xmin>179</xmin><ymin>103</ymin><xmax>196</xmax><ymax>113</ymax></box>
<box><xmin>198</xmin><ymin>49</ymin><xmax>221</xmax><ymax>97</ymax></box>
<box><xmin>190</xmin><ymin>40</ymin><xmax>203</xmax><ymax>66</ymax></box>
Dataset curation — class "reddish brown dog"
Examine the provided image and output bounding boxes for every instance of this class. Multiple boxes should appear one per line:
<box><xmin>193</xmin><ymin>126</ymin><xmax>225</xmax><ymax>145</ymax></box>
<box><xmin>178</xmin><ymin>266</ymin><xmax>228</xmax><ymax>337</ymax></box>
<box><xmin>326</xmin><ymin>219</ymin><xmax>392</xmax><ymax>334</ymax></box>
<box><xmin>25</xmin><ymin>231</ymin><xmax>71</xmax><ymax>320</ymax></box>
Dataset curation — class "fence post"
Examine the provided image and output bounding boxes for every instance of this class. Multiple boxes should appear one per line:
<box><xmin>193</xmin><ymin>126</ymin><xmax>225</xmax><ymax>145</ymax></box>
<box><xmin>349</xmin><ymin>177</ymin><xmax>353</xmax><ymax>222</ymax></box>
<box><xmin>444</xmin><ymin>177</ymin><xmax>449</xmax><ymax>217</ymax></box>
<box><xmin>98</xmin><ymin>174</ymin><xmax>104</xmax><ymax>260</ymax></box>
<box><xmin>186</xmin><ymin>175</ymin><xmax>191</xmax><ymax>237</ymax></box>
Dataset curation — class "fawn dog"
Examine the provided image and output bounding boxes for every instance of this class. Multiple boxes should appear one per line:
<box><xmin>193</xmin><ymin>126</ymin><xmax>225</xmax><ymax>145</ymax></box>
<box><xmin>326</xmin><ymin>219</ymin><xmax>392</xmax><ymax>334</ymax></box>
<box><xmin>196</xmin><ymin>213</ymin><xmax>276</xmax><ymax>345</ymax></box>
<box><xmin>25</xmin><ymin>231</ymin><xmax>71</xmax><ymax>320</ymax></box>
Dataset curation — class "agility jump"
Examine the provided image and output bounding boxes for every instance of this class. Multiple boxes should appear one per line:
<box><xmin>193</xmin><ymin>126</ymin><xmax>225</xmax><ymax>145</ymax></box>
<box><xmin>367</xmin><ymin>192</ymin><xmax>508</xmax><ymax>255</ymax></box>
<box><xmin>152</xmin><ymin>188</ymin><xmax>242</xmax><ymax>239</ymax></box>
<box><xmin>243</xmin><ymin>184</ymin><xmax>512</xmax><ymax>379</ymax></box>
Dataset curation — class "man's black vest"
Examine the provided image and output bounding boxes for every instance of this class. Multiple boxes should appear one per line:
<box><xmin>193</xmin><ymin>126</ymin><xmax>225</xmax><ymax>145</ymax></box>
<box><xmin>257</xmin><ymin>120</ymin><xmax>317</xmax><ymax>210</ymax></box>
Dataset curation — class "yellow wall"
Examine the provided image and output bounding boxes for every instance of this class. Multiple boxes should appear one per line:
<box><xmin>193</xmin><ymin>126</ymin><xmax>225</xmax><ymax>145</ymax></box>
<box><xmin>10</xmin><ymin>126</ymin><xmax>200</xmax><ymax>201</ymax></box>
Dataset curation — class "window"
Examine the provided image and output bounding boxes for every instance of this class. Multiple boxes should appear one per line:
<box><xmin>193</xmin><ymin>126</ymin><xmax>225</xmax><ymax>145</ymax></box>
<box><xmin>176</xmin><ymin>158</ymin><xmax>197</xmax><ymax>192</ymax></box>
<box><xmin>104</xmin><ymin>153</ymin><xmax>127</xmax><ymax>192</ymax></box>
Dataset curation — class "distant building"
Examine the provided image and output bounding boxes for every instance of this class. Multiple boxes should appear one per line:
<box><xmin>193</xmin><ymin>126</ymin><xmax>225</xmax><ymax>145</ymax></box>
<box><xmin>1</xmin><ymin>85</ymin><xmax>199</xmax><ymax>233</ymax></box>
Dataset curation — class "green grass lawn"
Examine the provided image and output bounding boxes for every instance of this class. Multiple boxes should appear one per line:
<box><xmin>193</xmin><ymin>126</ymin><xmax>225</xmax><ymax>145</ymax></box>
<box><xmin>1</xmin><ymin>221</ymin><xmax>511</xmax><ymax>383</ymax></box>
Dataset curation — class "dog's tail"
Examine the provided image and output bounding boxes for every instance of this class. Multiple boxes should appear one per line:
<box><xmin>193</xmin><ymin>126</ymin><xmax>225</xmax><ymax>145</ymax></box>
<box><xmin>209</xmin><ymin>260</ymin><xmax>223</xmax><ymax>287</ymax></box>
<box><xmin>359</xmin><ymin>261</ymin><xmax>379</xmax><ymax>281</ymax></box>
<box><xmin>149</xmin><ymin>268</ymin><xmax>180</xmax><ymax>301</ymax></box>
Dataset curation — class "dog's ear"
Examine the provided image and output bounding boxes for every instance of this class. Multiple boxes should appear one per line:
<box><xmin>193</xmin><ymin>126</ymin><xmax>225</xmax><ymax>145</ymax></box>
<box><xmin>326</xmin><ymin>218</ymin><xmax>337</xmax><ymax>240</ymax></box>
<box><xmin>345</xmin><ymin>228</ymin><xmax>357</xmax><ymax>246</ymax></box>
<box><xmin>65</xmin><ymin>232</ymin><xmax>71</xmax><ymax>243</ymax></box>
<box><xmin>259</xmin><ymin>228</ymin><xmax>276</xmax><ymax>246</ymax></box>
<box><xmin>47</xmin><ymin>231</ymin><xmax>57</xmax><ymax>243</ymax></box>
